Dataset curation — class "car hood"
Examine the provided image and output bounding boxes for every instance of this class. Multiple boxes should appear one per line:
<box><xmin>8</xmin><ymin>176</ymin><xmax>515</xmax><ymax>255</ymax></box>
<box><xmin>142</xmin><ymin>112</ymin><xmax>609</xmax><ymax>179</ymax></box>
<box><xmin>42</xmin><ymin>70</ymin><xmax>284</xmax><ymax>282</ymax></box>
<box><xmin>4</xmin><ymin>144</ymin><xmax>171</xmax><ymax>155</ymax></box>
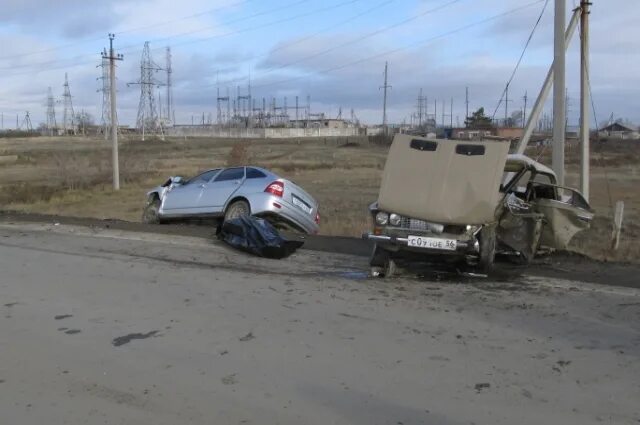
<box><xmin>377</xmin><ymin>135</ymin><xmax>510</xmax><ymax>225</ymax></box>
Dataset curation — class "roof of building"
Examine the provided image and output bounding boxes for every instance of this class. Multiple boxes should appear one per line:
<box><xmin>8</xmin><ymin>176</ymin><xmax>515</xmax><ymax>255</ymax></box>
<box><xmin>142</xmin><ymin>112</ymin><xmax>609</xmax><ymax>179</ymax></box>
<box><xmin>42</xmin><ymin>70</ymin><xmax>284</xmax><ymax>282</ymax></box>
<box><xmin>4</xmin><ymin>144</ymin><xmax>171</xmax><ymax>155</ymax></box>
<box><xmin>600</xmin><ymin>122</ymin><xmax>637</xmax><ymax>132</ymax></box>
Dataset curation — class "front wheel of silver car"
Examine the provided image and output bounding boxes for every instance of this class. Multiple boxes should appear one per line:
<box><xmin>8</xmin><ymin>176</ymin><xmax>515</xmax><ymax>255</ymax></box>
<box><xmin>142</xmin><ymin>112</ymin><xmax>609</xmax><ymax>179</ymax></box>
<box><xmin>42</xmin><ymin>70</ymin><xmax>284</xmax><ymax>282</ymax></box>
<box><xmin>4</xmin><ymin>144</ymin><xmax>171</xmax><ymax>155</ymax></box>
<box><xmin>224</xmin><ymin>200</ymin><xmax>250</xmax><ymax>222</ymax></box>
<box><xmin>142</xmin><ymin>197</ymin><xmax>161</xmax><ymax>224</ymax></box>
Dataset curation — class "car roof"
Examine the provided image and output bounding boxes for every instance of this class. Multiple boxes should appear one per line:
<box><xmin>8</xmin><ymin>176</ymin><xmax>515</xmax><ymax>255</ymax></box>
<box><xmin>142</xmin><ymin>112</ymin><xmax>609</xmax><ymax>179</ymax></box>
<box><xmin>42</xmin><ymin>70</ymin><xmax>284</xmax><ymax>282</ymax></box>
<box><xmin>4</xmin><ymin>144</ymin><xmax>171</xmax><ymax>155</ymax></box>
<box><xmin>506</xmin><ymin>154</ymin><xmax>556</xmax><ymax>179</ymax></box>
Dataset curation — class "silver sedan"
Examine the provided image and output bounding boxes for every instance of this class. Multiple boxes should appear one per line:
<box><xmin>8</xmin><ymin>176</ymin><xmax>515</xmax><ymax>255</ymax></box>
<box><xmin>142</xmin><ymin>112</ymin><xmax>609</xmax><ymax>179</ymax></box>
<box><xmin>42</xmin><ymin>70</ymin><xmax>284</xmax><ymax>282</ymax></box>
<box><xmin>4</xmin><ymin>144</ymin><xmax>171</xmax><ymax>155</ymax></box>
<box><xmin>143</xmin><ymin>166</ymin><xmax>320</xmax><ymax>234</ymax></box>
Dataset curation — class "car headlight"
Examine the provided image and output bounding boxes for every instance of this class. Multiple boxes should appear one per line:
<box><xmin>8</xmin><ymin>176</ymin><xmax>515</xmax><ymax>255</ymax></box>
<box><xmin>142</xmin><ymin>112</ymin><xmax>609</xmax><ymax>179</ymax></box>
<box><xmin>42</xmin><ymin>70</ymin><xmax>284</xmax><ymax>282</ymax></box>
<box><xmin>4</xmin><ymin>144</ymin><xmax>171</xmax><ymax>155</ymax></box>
<box><xmin>389</xmin><ymin>213</ymin><xmax>401</xmax><ymax>226</ymax></box>
<box><xmin>375</xmin><ymin>212</ymin><xmax>389</xmax><ymax>225</ymax></box>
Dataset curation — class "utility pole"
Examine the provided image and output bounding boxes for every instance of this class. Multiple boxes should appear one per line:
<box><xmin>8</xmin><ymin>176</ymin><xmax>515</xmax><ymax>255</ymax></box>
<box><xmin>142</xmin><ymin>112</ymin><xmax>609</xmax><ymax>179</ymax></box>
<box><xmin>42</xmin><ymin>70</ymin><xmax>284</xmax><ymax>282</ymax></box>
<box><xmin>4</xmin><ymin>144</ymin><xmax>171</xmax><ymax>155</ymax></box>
<box><xmin>516</xmin><ymin>8</ymin><xmax>580</xmax><ymax>154</ymax></box>
<box><xmin>450</xmin><ymin>97</ymin><xmax>453</xmax><ymax>128</ymax></box>
<box><xmin>102</xmin><ymin>33</ymin><xmax>123</xmax><ymax>191</ymax></box>
<box><xmin>553</xmin><ymin>0</ymin><xmax>567</xmax><ymax>185</ymax></box>
<box><xmin>380</xmin><ymin>61</ymin><xmax>391</xmax><ymax>135</ymax></box>
<box><xmin>465</xmin><ymin>86</ymin><xmax>469</xmax><ymax>124</ymax></box>
<box><xmin>166</xmin><ymin>47</ymin><xmax>173</xmax><ymax>125</ymax></box>
<box><xmin>580</xmin><ymin>0</ymin><xmax>591</xmax><ymax>200</ymax></box>
<box><xmin>505</xmin><ymin>82</ymin><xmax>510</xmax><ymax>127</ymax></box>
<box><xmin>523</xmin><ymin>91</ymin><xmax>528</xmax><ymax>127</ymax></box>
<box><xmin>441</xmin><ymin>99</ymin><xmax>445</xmax><ymax>128</ymax></box>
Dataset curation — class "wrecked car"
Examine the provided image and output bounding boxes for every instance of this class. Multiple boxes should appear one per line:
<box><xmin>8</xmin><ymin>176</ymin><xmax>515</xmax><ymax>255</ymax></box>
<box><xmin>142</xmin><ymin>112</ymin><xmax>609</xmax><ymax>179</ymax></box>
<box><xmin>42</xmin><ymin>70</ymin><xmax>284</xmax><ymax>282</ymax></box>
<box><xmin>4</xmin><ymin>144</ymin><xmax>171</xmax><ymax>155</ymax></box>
<box><xmin>143</xmin><ymin>166</ymin><xmax>320</xmax><ymax>235</ymax></box>
<box><xmin>364</xmin><ymin>134</ymin><xmax>594</xmax><ymax>276</ymax></box>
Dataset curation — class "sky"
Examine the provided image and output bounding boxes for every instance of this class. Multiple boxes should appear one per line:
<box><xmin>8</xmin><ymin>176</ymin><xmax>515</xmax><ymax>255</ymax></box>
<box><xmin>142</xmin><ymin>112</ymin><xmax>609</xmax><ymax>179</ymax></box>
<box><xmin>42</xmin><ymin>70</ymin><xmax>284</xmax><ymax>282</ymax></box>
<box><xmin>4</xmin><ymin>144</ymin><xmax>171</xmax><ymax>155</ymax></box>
<box><xmin>0</xmin><ymin>0</ymin><xmax>638</xmax><ymax>128</ymax></box>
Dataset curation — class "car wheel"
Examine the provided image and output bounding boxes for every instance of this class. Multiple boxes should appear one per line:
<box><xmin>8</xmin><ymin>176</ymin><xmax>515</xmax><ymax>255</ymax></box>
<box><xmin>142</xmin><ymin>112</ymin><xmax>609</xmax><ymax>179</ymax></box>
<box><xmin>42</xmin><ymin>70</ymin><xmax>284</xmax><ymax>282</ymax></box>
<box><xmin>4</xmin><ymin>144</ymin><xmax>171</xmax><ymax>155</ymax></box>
<box><xmin>225</xmin><ymin>200</ymin><xmax>250</xmax><ymax>222</ymax></box>
<box><xmin>369</xmin><ymin>243</ymin><xmax>389</xmax><ymax>267</ymax></box>
<box><xmin>142</xmin><ymin>197</ymin><xmax>161</xmax><ymax>224</ymax></box>
<box><xmin>478</xmin><ymin>225</ymin><xmax>496</xmax><ymax>273</ymax></box>
<box><xmin>383</xmin><ymin>258</ymin><xmax>397</xmax><ymax>278</ymax></box>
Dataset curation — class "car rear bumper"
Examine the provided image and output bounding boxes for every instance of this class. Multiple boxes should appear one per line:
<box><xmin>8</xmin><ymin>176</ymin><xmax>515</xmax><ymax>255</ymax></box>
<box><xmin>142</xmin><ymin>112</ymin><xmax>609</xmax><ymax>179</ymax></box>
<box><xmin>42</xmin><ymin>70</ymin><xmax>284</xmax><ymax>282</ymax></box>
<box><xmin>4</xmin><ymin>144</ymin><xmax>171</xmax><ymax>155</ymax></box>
<box><xmin>249</xmin><ymin>193</ymin><xmax>319</xmax><ymax>235</ymax></box>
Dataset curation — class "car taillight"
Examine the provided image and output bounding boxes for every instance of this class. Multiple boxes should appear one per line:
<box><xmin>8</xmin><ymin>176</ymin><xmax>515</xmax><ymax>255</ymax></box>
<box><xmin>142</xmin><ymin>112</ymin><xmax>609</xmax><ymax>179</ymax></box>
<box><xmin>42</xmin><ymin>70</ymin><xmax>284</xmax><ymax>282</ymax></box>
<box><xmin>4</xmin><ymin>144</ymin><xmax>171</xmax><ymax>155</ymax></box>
<box><xmin>315</xmin><ymin>211</ymin><xmax>320</xmax><ymax>224</ymax></box>
<box><xmin>265</xmin><ymin>181</ymin><xmax>284</xmax><ymax>197</ymax></box>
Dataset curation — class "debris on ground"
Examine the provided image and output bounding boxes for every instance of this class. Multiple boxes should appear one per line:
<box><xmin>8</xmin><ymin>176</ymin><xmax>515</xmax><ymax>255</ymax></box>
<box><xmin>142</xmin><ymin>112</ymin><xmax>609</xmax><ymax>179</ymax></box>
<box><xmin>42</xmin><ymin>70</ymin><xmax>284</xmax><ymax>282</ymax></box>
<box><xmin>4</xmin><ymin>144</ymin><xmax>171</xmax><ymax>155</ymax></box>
<box><xmin>218</xmin><ymin>216</ymin><xmax>304</xmax><ymax>259</ymax></box>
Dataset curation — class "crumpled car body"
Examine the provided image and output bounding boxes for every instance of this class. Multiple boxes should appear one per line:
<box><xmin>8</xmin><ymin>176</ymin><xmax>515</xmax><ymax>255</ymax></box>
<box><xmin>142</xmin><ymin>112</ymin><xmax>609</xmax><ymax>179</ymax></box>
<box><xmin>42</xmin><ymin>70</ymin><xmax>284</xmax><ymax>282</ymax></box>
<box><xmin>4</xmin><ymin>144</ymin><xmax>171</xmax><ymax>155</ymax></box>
<box><xmin>143</xmin><ymin>166</ymin><xmax>320</xmax><ymax>235</ymax></box>
<box><xmin>364</xmin><ymin>134</ymin><xmax>594</xmax><ymax>274</ymax></box>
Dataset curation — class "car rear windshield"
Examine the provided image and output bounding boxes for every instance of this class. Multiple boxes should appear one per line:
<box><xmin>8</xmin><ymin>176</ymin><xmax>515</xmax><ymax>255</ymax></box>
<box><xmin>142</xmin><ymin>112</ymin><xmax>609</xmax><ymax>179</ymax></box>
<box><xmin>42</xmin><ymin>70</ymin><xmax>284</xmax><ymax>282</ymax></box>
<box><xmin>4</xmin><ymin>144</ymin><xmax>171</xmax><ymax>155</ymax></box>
<box><xmin>246</xmin><ymin>168</ymin><xmax>267</xmax><ymax>179</ymax></box>
<box><xmin>215</xmin><ymin>167</ymin><xmax>245</xmax><ymax>182</ymax></box>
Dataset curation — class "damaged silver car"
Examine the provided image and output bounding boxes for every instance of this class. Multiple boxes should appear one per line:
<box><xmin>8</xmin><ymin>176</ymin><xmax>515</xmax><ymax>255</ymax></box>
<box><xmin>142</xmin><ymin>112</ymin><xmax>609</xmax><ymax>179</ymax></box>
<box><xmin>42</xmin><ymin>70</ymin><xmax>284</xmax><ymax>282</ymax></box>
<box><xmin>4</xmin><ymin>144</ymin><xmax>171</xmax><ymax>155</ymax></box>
<box><xmin>364</xmin><ymin>134</ymin><xmax>594</xmax><ymax>276</ymax></box>
<box><xmin>143</xmin><ymin>166</ymin><xmax>320</xmax><ymax>235</ymax></box>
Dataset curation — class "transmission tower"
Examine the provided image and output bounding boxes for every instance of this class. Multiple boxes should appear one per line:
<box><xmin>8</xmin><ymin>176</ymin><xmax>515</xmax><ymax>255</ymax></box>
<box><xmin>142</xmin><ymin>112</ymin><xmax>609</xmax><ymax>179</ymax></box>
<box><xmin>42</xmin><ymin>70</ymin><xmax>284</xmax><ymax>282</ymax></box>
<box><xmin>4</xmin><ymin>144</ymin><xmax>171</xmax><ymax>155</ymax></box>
<box><xmin>98</xmin><ymin>57</ymin><xmax>113</xmax><ymax>140</ymax></box>
<box><xmin>21</xmin><ymin>111</ymin><xmax>33</xmax><ymax>131</ymax></box>
<box><xmin>46</xmin><ymin>87</ymin><xmax>57</xmax><ymax>136</ymax></box>
<box><xmin>62</xmin><ymin>73</ymin><xmax>76</xmax><ymax>135</ymax></box>
<box><xmin>129</xmin><ymin>42</ymin><xmax>164</xmax><ymax>138</ymax></box>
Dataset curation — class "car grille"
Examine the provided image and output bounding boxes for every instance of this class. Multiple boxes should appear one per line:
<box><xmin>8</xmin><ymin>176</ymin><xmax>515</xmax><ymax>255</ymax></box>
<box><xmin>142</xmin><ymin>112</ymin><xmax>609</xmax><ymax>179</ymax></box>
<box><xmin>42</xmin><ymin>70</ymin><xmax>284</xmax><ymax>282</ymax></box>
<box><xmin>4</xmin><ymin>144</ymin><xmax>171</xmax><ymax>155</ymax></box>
<box><xmin>398</xmin><ymin>217</ymin><xmax>444</xmax><ymax>233</ymax></box>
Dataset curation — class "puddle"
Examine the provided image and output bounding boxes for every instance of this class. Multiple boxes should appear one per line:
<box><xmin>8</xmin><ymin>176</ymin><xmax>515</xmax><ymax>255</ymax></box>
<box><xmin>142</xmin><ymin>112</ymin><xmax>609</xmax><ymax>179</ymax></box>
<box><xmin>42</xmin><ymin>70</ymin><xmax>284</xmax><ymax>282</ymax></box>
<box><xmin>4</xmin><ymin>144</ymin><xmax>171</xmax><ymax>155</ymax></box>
<box><xmin>337</xmin><ymin>271</ymin><xmax>370</xmax><ymax>280</ymax></box>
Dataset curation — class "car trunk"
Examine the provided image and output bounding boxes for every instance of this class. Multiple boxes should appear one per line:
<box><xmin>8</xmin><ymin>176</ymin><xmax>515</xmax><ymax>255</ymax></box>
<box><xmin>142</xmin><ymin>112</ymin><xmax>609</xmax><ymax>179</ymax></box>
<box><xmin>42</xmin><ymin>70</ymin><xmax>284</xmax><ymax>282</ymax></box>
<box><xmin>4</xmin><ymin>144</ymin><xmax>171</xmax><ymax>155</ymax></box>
<box><xmin>283</xmin><ymin>179</ymin><xmax>318</xmax><ymax>217</ymax></box>
<box><xmin>377</xmin><ymin>135</ymin><xmax>510</xmax><ymax>225</ymax></box>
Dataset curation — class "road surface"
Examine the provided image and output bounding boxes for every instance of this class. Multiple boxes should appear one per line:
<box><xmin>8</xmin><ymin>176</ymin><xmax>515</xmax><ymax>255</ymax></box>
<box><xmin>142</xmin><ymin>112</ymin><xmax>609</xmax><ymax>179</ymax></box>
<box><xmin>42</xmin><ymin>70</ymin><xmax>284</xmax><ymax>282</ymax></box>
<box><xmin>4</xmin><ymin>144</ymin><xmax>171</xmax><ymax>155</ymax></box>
<box><xmin>1</xmin><ymin>222</ymin><xmax>639</xmax><ymax>424</ymax></box>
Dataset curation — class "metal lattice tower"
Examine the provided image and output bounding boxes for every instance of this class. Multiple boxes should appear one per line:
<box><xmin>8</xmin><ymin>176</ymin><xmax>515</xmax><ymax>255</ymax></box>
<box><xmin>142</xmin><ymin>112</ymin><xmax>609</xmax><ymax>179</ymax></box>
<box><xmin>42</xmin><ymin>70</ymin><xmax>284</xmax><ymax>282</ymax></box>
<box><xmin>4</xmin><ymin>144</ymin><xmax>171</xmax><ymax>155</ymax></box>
<box><xmin>21</xmin><ymin>111</ymin><xmax>33</xmax><ymax>131</ymax></box>
<box><xmin>98</xmin><ymin>57</ymin><xmax>113</xmax><ymax>140</ymax></box>
<box><xmin>130</xmin><ymin>42</ymin><xmax>164</xmax><ymax>137</ymax></box>
<box><xmin>62</xmin><ymin>73</ymin><xmax>76</xmax><ymax>135</ymax></box>
<box><xmin>46</xmin><ymin>87</ymin><xmax>57</xmax><ymax>136</ymax></box>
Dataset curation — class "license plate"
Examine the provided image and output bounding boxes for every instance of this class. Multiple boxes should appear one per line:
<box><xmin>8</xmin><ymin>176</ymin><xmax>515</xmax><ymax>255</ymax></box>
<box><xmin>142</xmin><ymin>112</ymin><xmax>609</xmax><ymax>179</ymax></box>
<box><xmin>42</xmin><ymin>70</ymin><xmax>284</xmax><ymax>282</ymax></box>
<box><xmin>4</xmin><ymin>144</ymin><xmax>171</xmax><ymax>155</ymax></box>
<box><xmin>292</xmin><ymin>196</ymin><xmax>312</xmax><ymax>214</ymax></box>
<box><xmin>407</xmin><ymin>235</ymin><xmax>457</xmax><ymax>251</ymax></box>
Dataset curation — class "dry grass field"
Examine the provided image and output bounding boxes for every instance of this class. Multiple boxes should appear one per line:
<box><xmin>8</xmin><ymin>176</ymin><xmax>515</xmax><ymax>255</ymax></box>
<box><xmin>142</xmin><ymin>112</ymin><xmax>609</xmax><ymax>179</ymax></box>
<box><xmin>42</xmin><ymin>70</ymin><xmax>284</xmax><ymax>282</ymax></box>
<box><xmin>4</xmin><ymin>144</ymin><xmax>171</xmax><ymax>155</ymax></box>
<box><xmin>0</xmin><ymin>134</ymin><xmax>638</xmax><ymax>263</ymax></box>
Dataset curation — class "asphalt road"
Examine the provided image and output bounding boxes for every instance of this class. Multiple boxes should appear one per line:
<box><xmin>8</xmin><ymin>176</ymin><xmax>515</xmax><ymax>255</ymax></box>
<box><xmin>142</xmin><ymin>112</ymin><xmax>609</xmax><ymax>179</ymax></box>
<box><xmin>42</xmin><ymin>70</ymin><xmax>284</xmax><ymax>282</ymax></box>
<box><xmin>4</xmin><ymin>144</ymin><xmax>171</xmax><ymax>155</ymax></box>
<box><xmin>1</xmin><ymin>222</ymin><xmax>639</xmax><ymax>425</ymax></box>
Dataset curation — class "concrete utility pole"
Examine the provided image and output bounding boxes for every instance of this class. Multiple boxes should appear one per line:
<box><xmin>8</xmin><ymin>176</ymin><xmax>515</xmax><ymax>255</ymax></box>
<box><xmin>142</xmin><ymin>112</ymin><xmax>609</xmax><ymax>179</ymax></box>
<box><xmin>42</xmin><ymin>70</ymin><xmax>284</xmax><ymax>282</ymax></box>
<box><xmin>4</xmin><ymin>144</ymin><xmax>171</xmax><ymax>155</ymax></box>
<box><xmin>580</xmin><ymin>0</ymin><xmax>591</xmax><ymax>200</ymax></box>
<box><xmin>465</xmin><ymin>86</ymin><xmax>469</xmax><ymax>123</ymax></box>
<box><xmin>523</xmin><ymin>91</ymin><xmax>528</xmax><ymax>126</ymax></box>
<box><xmin>553</xmin><ymin>0</ymin><xmax>567</xmax><ymax>185</ymax></box>
<box><xmin>516</xmin><ymin>8</ymin><xmax>580</xmax><ymax>154</ymax></box>
<box><xmin>102</xmin><ymin>34</ymin><xmax>123</xmax><ymax>191</ymax></box>
<box><xmin>505</xmin><ymin>82</ymin><xmax>509</xmax><ymax>126</ymax></box>
<box><xmin>380</xmin><ymin>61</ymin><xmax>391</xmax><ymax>135</ymax></box>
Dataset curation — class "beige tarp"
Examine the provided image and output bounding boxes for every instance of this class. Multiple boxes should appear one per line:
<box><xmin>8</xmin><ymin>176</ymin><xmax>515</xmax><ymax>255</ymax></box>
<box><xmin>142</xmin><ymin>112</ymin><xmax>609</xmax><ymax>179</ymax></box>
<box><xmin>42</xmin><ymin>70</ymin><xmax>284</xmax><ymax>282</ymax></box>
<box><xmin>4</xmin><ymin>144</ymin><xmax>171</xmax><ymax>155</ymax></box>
<box><xmin>378</xmin><ymin>135</ymin><xmax>510</xmax><ymax>225</ymax></box>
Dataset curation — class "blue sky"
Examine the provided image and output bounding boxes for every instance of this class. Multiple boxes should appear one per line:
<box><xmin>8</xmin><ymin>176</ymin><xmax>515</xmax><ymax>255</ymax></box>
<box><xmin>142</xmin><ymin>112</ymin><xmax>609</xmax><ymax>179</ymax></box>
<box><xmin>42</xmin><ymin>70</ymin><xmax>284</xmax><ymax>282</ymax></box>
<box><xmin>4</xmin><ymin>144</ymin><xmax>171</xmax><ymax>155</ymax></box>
<box><xmin>0</xmin><ymin>0</ymin><xmax>638</xmax><ymax>128</ymax></box>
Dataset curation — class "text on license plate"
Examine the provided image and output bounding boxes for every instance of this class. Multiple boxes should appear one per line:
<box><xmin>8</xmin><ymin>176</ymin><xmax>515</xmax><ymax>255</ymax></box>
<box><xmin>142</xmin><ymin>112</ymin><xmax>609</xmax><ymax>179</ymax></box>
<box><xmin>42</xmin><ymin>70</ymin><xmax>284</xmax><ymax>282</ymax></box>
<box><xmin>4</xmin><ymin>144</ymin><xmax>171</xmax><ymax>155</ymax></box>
<box><xmin>407</xmin><ymin>235</ymin><xmax>457</xmax><ymax>251</ymax></box>
<box><xmin>292</xmin><ymin>196</ymin><xmax>312</xmax><ymax>214</ymax></box>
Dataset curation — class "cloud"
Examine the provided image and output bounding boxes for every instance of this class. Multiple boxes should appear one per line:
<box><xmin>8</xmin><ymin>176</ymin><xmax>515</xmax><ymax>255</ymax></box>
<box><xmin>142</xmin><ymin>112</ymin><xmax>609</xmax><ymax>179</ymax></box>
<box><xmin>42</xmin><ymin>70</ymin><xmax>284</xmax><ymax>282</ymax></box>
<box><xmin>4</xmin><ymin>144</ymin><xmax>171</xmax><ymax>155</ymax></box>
<box><xmin>0</xmin><ymin>0</ymin><xmax>639</xmax><ymax>127</ymax></box>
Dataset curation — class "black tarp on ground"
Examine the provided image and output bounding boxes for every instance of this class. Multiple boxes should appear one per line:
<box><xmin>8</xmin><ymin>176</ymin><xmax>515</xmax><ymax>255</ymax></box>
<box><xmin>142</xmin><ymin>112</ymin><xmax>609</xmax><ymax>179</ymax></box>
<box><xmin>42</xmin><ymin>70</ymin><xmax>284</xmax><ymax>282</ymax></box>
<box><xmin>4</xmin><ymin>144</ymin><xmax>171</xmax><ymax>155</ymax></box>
<box><xmin>218</xmin><ymin>216</ymin><xmax>304</xmax><ymax>259</ymax></box>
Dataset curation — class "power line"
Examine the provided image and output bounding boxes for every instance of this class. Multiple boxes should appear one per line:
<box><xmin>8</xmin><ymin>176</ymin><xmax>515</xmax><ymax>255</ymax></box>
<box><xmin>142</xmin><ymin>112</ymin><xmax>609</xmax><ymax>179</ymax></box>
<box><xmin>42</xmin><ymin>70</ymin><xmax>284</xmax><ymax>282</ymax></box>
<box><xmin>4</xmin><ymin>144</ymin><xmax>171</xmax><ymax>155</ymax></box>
<box><xmin>0</xmin><ymin>0</ymin><xmax>361</xmax><ymax>75</ymax></box>
<box><xmin>0</xmin><ymin>0</ymin><xmax>256</xmax><ymax>61</ymax></box>
<box><xmin>251</xmin><ymin>0</ymin><xmax>545</xmax><ymax>90</ymax></box>
<box><xmin>200</xmin><ymin>0</ymin><xmax>397</xmax><ymax>89</ymax></box>
<box><xmin>491</xmin><ymin>0</ymin><xmax>550</xmax><ymax>120</ymax></box>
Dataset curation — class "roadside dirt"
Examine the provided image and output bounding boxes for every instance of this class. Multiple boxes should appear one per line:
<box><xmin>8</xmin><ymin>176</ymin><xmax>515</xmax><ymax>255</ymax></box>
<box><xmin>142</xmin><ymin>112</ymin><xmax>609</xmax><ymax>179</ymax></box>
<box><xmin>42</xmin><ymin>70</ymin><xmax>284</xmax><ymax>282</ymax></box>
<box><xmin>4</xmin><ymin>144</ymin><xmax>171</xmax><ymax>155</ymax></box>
<box><xmin>2</xmin><ymin>210</ymin><xmax>639</xmax><ymax>289</ymax></box>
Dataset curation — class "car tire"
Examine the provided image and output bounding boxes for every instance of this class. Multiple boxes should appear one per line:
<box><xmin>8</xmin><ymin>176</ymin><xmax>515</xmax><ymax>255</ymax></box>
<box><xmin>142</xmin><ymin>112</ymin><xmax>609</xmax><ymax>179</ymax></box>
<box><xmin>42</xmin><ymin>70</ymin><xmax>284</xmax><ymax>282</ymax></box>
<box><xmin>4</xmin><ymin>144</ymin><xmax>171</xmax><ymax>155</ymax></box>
<box><xmin>142</xmin><ymin>197</ymin><xmax>161</xmax><ymax>224</ymax></box>
<box><xmin>369</xmin><ymin>243</ymin><xmax>389</xmax><ymax>267</ymax></box>
<box><xmin>478</xmin><ymin>225</ymin><xmax>496</xmax><ymax>273</ymax></box>
<box><xmin>383</xmin><ymin>258</ymin><xmax>397</xmax><ymax>278</ymax></box>
<box><xmin>225</xmin><ymin>200</ymin><xmax>251</xmax><ymax>222</ymax></box>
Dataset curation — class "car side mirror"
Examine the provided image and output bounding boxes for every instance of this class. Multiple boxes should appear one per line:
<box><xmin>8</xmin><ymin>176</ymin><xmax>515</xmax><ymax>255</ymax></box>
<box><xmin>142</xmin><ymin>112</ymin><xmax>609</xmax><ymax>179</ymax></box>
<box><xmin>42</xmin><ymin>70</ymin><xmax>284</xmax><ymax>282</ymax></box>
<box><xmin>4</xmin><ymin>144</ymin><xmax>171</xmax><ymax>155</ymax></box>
<box><xmin>171</xmin><ymin>176</ymin><xmax>183</xmax><ymax>185</ymax></box>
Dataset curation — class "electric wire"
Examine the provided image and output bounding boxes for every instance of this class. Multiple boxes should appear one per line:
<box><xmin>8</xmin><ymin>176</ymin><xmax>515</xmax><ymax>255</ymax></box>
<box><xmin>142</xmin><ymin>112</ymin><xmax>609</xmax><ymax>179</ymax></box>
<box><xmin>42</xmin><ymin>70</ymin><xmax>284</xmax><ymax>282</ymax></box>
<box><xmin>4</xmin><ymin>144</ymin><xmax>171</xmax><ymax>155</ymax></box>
<box><xmin>491</xmin><ymin>0</ymin><xmax>550</xmax><ymax>120</ymax></box>
<box><xmin>249</xmin><ymin>0</ymin><xmax>545</xmax><ymax>90</ymax></box>
<box><xmin>0</xmin><ymin>0</ymin><xmax>256</xmax><ymax>61</ymax></box>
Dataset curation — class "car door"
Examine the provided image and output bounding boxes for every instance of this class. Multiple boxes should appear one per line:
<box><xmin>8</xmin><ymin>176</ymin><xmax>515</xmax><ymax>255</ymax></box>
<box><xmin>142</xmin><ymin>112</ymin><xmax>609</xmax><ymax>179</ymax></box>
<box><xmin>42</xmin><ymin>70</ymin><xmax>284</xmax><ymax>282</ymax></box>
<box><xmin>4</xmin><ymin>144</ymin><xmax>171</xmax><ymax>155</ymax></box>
<box><xmin>532</xmin><ymin>184</ymin><xmax>594</xmax><ymax>250</ymax></box>
<box><xmin>162</xmin><ymin>169</ymin><xmax>220</xmax><ymax>213</ymax></box>
<box><xmin>198</xmin><ymin>167</ymin><xmax>246</xmax><ymax>211</ymax></box>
